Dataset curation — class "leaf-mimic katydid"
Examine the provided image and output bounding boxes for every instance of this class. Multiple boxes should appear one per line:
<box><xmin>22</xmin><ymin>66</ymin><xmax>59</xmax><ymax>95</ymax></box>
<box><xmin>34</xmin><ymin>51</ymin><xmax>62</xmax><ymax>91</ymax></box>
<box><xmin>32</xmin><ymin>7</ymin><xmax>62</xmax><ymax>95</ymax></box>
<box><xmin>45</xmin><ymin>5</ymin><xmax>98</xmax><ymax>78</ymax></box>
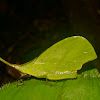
<box><xmin>0</xmin><ymin>36</ymin><xmax>97</xmax><ymax>80</ymax></box>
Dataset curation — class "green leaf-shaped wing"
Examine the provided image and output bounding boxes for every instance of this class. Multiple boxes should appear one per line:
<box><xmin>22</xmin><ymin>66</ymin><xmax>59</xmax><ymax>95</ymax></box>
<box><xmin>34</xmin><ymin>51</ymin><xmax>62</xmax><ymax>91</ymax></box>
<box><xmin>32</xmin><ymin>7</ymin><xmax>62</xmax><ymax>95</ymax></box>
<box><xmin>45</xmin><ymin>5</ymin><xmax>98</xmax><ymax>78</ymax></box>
<box><xmin>17</xmin><ymin>36</ymin><xmax>97</xmax><ymax>80</ymax></box>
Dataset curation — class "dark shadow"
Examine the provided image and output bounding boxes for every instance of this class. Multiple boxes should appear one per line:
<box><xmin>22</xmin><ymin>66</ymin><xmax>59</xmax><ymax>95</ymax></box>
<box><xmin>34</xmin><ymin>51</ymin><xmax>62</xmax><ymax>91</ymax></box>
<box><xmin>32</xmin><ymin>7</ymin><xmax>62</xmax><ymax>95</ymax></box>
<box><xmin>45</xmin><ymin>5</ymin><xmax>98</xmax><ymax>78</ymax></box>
<box><xmin>77</xmin><ymin>61</ymin><xmax>98</xmax><ymax>74</ymax></box>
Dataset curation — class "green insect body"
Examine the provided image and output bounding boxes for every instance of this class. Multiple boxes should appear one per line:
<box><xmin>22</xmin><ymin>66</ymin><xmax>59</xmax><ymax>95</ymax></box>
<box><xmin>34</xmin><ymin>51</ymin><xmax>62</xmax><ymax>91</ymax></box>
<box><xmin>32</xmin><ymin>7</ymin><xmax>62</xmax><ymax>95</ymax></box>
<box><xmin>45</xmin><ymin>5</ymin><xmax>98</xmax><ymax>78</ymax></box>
<box><xmin>0</xmin><ymin>36</ymin><xmax>97</xmax><ymax>80</ymax></box>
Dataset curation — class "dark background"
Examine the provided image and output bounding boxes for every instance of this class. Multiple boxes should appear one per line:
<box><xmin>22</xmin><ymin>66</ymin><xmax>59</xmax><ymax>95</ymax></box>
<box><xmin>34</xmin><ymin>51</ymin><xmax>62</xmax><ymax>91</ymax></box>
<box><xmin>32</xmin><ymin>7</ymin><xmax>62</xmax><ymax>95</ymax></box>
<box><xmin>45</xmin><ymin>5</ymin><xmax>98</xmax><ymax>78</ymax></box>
<box><xmin>0</xmin><ymin>0</ymin><xmax>100</xmax><ymax>87</ymax></box>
